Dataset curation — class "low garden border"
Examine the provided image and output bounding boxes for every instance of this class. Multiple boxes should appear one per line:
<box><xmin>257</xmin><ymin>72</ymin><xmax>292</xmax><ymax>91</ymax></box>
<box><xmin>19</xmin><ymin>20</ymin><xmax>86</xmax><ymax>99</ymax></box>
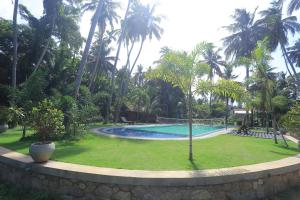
<box><xmin>0</xmin><ymin>146</ymin><xmax>300</xmax><ymax>199</ymax></box>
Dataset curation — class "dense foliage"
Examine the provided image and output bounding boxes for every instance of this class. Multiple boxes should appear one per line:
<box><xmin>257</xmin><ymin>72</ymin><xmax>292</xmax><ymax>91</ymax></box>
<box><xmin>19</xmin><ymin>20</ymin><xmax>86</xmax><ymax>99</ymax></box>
<box><xmin>31</xmin><ymin>99</ymin><xmax>64</xmax><ymax>141</ymax></box>
<box><xmin>0</xmin><ymin>0</ymin><xmax>300</xmax><ymax>145</ymax></box>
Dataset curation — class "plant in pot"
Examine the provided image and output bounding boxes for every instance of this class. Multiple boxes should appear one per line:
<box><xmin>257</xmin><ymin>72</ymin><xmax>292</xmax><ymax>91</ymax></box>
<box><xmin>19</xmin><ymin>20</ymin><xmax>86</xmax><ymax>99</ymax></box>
<box><xmin>29</xmin><ymin>99</ymin><xmax>64</xmax><ymax>163</ymax></box>
<box><xmin>0</xmin><ymin>106</ymin><xmax>9</xmax><ymax>133</ymax></box>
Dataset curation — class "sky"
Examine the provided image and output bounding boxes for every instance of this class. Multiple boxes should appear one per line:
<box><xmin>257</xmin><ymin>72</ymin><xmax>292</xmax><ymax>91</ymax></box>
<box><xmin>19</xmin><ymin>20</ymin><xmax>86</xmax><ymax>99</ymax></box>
<box><xmin>1</xmin><ymin>0</ymin><xmax>298</xmax><ymax>81</ymax></box>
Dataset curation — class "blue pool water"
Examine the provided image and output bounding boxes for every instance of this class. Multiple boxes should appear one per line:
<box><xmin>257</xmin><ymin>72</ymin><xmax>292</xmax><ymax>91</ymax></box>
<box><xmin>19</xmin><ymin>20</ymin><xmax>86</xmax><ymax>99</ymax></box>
<box><xmin>99</xmin><ymin>124</ymin><xmax>225</xmax><ymax>139</ymax></box>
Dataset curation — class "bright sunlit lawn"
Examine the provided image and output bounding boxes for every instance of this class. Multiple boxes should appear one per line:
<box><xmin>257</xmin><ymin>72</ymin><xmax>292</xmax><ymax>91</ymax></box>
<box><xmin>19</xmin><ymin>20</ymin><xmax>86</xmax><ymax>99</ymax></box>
<box><xmin>0</xmin><ymin>127</ymin><xmax>299</xmax><ymax>170</ymax></box>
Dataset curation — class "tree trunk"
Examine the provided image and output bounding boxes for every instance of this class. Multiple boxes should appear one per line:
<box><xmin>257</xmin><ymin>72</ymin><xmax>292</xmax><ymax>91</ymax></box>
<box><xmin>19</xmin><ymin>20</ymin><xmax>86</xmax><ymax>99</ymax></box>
<box><xmin>113</xmin><ymin>42</ymin><xmax>135</xmax><ymax>121</ymax></box>
<box><xmin>106</xmin><ymin>0</ymin><xmax>131</xmax><ymax>123</ymax></box>
<box><xmin>32</xmin><ymin>16</ymin><xmax>56</xmax><ymax>75</ymax></box>
<box><xmin>225</xmin><ymin>95</ymin><xmax>229</xmax><ymax>129</ymax></box>
<box><xmin>282</xmin><ymin>48</ymin><xmax>295</xmax><ymax>80</ymax></box>
<box><xmin>130</xmin><ymin>38</ymin><xmax>145</xmax><ymax>74</ymax></box>
<box><xmin>245</xmin><ymin>65</ymin><xmax>250</xmax><ymax>126</ymax></box>
<box><xmin>188</xmin><ymin>87</ymin><xmax>193</xmax><ymax>161</ymax></box>
<box><xmin>12</xmin><ymin>0</ymin><xmax>19</xmax><ymax>92</ymax></box>
<box><xmin>22</xmin><ymin>125</ymin><xmax>26</xmax><ymax>139</ymax></box>
<box><xmin>272</xmin><ymin>112</ymin><xmax>278</xmax><ymax>144</ymax></box>
<box><xmin>74</xmin><ymin>0</ymin><xmax>104</xmax><ymax>98</ymax></box>
<box><xmin>88</xmin><ymin>24</ymin><xmax>105</xmax><ymax>90</ymax></box>
<box><xmin>125</xmin><ymin>42</ymin><xmax>135</xmax><ymax>70</ymax></box>
<box><xmin>281</xmin><ymin>44</ymin><xmax>300</xmax><ymax>84</ymax></box>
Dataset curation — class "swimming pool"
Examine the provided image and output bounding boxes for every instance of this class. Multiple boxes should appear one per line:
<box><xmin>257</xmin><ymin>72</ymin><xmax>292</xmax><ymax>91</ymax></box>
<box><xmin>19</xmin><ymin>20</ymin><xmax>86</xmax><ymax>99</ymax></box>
<box><xmin>98</xmin><ymin>124</ymin><xmax>225</xmax><ymax>139</ymax></box>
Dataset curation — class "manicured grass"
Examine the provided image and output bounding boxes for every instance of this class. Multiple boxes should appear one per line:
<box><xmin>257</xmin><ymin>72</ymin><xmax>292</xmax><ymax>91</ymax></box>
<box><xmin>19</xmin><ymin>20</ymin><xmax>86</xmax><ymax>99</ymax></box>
<box><xmin>0</xmin><ymin>127</ymin><xmax>299</xmax><ymax>170</ymax></box>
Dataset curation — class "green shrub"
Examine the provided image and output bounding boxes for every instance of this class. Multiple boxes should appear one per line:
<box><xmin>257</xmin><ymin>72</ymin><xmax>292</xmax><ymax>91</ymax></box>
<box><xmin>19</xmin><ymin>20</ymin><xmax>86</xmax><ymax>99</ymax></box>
<box><xmin>281</xmin><ymin>103</ymin><xmax>300</xmax><ymax>135</ymax></box>
<box><xmin>31</xmin><ymin>99</ymin><xmax>64</xmax><ymax>141</ymax></box>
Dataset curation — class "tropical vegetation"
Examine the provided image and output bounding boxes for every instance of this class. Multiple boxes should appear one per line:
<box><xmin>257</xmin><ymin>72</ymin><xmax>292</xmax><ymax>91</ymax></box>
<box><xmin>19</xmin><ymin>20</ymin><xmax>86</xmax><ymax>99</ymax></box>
<box><xmin>0</xmin><ymin>0</ymin><xmax>300</xmax><ymax>161</ymax></box>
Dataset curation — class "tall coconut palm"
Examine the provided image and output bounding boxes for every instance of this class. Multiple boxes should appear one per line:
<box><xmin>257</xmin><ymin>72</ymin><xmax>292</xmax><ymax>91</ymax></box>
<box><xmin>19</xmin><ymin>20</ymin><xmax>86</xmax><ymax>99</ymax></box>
<box><xmin>11</xmin><ymin>0</ymin><xmax>19</xmax><ymax>103</ymax></box>
<box><xmin>106</xmin><ymin>0</ymin><xmax>132</xmax><ymax>122</ymax></box>
<box><xmin>33</xmin><ymin>0</ymin><xmax>60</xmax><ymax>74</ymax></box>
<box><xmin>82</xmin><ymin>0</ymin><xmax>120</xmax><ymax>90</ymax></box>
<box><xmin>129</xmin><ymin>2</ymin><xmax>164</xmax><ymax>73</ymax></box>
<box><xmin>87</xmin><ymin>31</ymin><xmax>116</xmax><ymax>91</ymax></box>
<box><xmin>258</xmin><ymin>0</ymin><xmax>300</xmax><ymax>85</ymax></box>
<box><xmin>74</xmin><ymin>0</ymin><xmax>104</xmax><ymax>97</ymax></box>
<box><xmin>223</xmin><ymin>8</ymin><xmax>262</xmax><ymax>88</ymax></box>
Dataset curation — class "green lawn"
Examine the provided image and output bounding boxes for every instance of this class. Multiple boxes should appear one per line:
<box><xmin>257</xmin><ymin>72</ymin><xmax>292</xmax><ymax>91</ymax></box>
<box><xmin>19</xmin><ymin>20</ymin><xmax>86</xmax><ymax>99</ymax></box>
<box><xmin>0</xmin><ymin>127</ymin><xmax>299</xmax><ymax>170</ymax></box>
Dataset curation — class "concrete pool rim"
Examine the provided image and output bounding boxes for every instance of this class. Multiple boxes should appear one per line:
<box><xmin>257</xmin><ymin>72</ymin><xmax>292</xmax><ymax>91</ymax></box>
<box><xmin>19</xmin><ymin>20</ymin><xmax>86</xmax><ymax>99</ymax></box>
<box><xmin>91</xmin><ymin>124</ymin><xmax>231</xmax><ymax>140</ymax></box>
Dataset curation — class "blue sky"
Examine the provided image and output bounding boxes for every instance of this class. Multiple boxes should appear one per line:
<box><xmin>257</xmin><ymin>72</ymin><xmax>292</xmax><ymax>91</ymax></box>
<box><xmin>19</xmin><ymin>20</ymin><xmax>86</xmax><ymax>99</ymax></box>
<box><xmin>1</xmin><ymin>0</ymin><xmax>298</xmax><ymax>81</ymax></box>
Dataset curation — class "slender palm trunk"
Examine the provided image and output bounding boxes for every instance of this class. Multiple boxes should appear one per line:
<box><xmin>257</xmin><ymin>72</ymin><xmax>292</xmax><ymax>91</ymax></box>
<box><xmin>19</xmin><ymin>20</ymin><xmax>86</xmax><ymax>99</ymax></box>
<box><xmin>74</xmin><ymin>0</ymin><xmax>104</xmax><ymax>98</ymax></box>
<box><xmin>245</xmin><ymin>65</ymin><xmax>250</xmax><ymax>126</ymax></box>
<box><xmin>272</xmin><ymin>112</ymin><xmax>278</xmax><ymax>144</ymax></box>
<box><xmin>225</xmin><ymin>95</ymin><xmax>229</xmax><ymax>129</ymax></box>
<box><xmin>130</xmin><ymin>38</ymin><xmax>145</xmax><ymax>74</ymax></box>
<box><xmin>88</xmin><ymin>25</ymin><xmax>105</xmax><ymax>90</ymax></box>
<box><xmin>188</xmin><ymin>87</ymin><xmax>193</xmax><ymax>161</ymax></box>
<box><xmin>282</xmin><ymin>49</ymin><xmax>295</xmax><ymax>80</ymax></box>
<box><xmin>114</xmin><ymin>42</ymin><xmax>136</xmax><ymax>121</ymax></box>
<box><xmin>125</xmin><ymin>42</ymin><xmax>135</xmax><ymax>70</ymax></box>
<box><xmin>32</xmin><ymin>16</ymin><xmax>55</xmax><ymax>75</ymax></box>
<box><xmin>281</xmin><ymin>44</ymin><xmax>300</xmax><ymax>83</ymax></box>
<box><xmin>11</xmin><ymin>0</ymin><xmax>19</xmax><ymax>105</ymax></box>
<box><xmin>106</xmin><ymin>0</ymin><xmax>131</xmax><ymax>123</ymax></box>
<box><xmin>12</xmin><ymin>0</ymin><xmax>19</xmax><ymax>92</ymax></box>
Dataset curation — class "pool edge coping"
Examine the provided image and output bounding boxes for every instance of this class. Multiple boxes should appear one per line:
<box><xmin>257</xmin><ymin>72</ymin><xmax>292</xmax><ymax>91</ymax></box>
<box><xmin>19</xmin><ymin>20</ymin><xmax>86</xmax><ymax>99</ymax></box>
<box><xmin>91</xmin><ymin>126</ymin><xmax>231</xmax><ymax>140</ymax></box>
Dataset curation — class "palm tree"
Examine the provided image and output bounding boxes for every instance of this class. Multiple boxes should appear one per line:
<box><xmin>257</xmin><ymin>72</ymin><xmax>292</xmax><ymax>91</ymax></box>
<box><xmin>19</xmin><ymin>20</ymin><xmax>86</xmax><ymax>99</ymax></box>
<box><xmin>221</xmin><ymin>64</ymin><xmax>238</xmax><ymax>127</ymax></box>
<box><xmin>33</xmin><ymin>0</ymin><xmax>60</xmax><ymax>73</ymax></box>
<box><xmin>87</xmin><ymin>31</ymin><xmax>116</xmax><ymax>91</ymax></box>
<box><xmin>258</xmin><ymin>0</ymin><xmax>300</xmax><ymax>85</ymax></box>
<box><xmin>223</xmin><ymin>8</ymin><xmax>262</xmax><ymax>88</ymax></box>
<box><xmin>106</xmin><ymin>0</ymin><xmax>132</xmax><ymax>122</ymax></box>
<box><xmin>200</xmin><ymin>42</ymin><xmax>224</xmax><ymax>113</ymax></box>
<box><xmin>129</xmin><ymin>2</ymin><xmax>164</xmax><ymax>73</ymax></box>
<box><xmin>249</xmin><ymin>40</ymin><xmax>278</xmax><ymax>142</ymax></box>
<box><xmin>74</xmin><ymin>0</ymin><xmax>104</xmax><ymax>97</ymax></box>
<box><xmin>82</xmin><ymin>0</ymin><xmax>120</xmax><ymax>90</ymax></box>
<box><xmin>147</xmin><ymin>44</ymin><xmax>209</xmax><ymax>161</ymax></box>
<box><xmin>288</xmin><ymin>0</ymin><xmax>300</xmax><ymax>14</ymax></box>
<box><xmin>12</xmin><ymin>0</ymin><xmax>19</xmax><ymax>94</ymax></box>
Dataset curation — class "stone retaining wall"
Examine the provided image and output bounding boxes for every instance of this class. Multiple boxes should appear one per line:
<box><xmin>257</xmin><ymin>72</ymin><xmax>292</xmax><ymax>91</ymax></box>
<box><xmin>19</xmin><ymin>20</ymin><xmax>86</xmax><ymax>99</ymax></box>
<box><xmin>1</xmin><ymin>147</ymin><xmax>300</xmax><ymax>200</ymax></box>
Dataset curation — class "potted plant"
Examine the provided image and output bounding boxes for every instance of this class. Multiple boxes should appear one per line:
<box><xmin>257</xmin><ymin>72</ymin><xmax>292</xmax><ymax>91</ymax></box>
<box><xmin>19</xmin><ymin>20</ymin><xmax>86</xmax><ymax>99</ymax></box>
<box><xmin>29</xmin><ymin>99</ymin><xmax>64</xmax><ymax>163</ymax></box>
<box><xmin>0</xmin><ymin>106</ymin><xmax>9</xmax><ymax>133</ymax></box>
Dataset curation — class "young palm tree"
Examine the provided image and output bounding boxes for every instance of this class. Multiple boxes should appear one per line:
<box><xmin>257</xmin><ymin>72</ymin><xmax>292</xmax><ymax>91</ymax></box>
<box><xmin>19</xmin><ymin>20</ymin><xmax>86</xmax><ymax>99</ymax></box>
<box><xmin>250</xmin><ymin>40</ymin><xmax>278</xmax><ymax>142</ymax></box>
<box><xmin>200</xmin><ymin>42</ymin><xmax>224</xmax><ymax>114</ymax></box>
<box><xmin>147</xmin><ymin>44</ymin><xmax>209</xmax><ymax>161</ymax></box>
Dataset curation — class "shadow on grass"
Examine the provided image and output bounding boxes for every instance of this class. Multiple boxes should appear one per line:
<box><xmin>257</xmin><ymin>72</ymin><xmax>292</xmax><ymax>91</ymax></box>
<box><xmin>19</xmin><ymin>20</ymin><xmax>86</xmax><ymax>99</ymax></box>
<box><xmin>189</xmin><ymin>160</ymin><xmax>201</xmax><ymax>170</ymax></box>
<box><xmin>51</xmin><ymin>141</ymin><xmax>90</xmax><ymax>160</ymax></box>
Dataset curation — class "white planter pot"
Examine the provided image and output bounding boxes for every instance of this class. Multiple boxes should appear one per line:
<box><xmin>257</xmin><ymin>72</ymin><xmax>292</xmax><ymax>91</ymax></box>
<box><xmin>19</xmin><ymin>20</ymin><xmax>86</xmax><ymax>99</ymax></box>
<box><xmin>29</xmin><ymin>142</ymin><xmax>55</xmax><ymax>163</ymax></box>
